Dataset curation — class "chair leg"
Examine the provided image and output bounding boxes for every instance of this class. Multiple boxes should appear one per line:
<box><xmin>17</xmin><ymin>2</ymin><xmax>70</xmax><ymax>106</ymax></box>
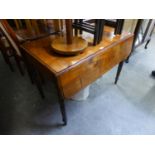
<box><xmin>145</xmin><ymin>39</ymin><xmax>151</xmax><ymax>49</ymax></box>
<box><xmin>115</xmin><ymin>61</ymin><xmax>124</xmax><ymax>84</ymax></box>
<box><xmin>74</xmin><ymin>19</ymin><xmax>78</xmax><ymax>36</ymax></box>
<box><xmin>79</xmin><ymin>19</ymin><xmax>83</xmax><ymax>35</ymax></box>
<box><xmin>93</xmin><ymin>20</ymin><xmax>100</xmax><ymax>45</ymax></box>
<box><xmin>98</xmin><ymin>19</ymin><xmax>104</xmax><ymax>43</ymax></box>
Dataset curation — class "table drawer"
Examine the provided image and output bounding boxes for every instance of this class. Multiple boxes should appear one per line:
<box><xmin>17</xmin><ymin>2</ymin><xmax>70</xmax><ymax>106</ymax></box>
<box><xmin>59</xmin><ymin>37</ymin><xmax>133</xmax><ymax>98</ymax></box>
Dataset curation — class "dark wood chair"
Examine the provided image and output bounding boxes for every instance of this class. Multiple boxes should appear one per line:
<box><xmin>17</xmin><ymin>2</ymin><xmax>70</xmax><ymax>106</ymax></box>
<box><xmin>0</xmin><ymin>21</ymin><xmax>24</xmax><ymax>75</ymax></box>
<box><xmin>72</xmin><ymin>19</ymin><xmax>124</xmax><ymax>45</ymax></box>
<box><xmin>104</xmin><ymin>19</ymin><xmax>124</xmax><ymax>34</ymax></box>
<box><xmin>0</xmin><ymin>20</ymin><xmax>45</xmax><ymax>98</ymax></box>
<box><xmin>72</xmin><ymin>19</ymin><xmax>105</xmax><ymax>45</ymax></box>
<box><xmin>0</xmin><ymin>32</ymin><xmax>14</xmax><ymax>72</ymax></box>
<box><xmin>7</xmin><ymin>19</ymin><xmax>62</xmax><ymax>43</ymax></box>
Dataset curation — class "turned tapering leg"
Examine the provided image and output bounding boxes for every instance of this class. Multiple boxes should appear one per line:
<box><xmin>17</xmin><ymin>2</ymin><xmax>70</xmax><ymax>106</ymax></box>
<box><xmin>115</xmin><ymin>61</ymin><xmax>124</xmax><ymax>84</ymax></box>
<box><xmin>14</xmin><ymin>55</ymin><xmax>24</xmax><ymax>76</ymax></box>
<box><xmin>58</xmin><ymin>97</ymin><xmax>67</xmax><ymax>125</ymax></box>
<box><xmin>20</xmin><ymin>50</ymin><xmax>34</xmax><ymax>84</ymax></box>
<box><xmin>34</xmin><ymin>69</ymin><xmax>45</xmax><ymax>99</ymax></box>
<box><xmin>54</xmin><ymin>78</ymin><xmax>67</xmax><ymax>125</ymax></box>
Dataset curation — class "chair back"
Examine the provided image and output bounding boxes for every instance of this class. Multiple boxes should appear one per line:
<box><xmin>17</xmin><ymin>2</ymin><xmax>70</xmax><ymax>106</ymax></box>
<box><xmin>11</xmin><ymin>19</ymin><xmax>62</xmax><ymax>34</ymax></box>
<box><xmin>0</xmin><ymin>20</ymin><xmax>21</xmax><ymax>56</ymax></box>
<box><xmin>104</xmin><ymin>19</ymin><xmax>124</xmax><ymax>34</ymax></box>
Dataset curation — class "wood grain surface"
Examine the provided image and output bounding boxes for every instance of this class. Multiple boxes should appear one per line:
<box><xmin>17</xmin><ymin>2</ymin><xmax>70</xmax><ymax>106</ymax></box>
<box><xmin>21</xmin><ymin>31</ymin><xmax>133</xmax><ymax>98</ymax></box>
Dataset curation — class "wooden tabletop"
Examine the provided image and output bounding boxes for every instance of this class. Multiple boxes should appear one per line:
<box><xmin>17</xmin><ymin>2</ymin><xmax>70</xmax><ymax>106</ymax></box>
<box><xmin>21</xmin><ymin>31</ymin><xmax>133</xmax><ymax>76</ymax></box>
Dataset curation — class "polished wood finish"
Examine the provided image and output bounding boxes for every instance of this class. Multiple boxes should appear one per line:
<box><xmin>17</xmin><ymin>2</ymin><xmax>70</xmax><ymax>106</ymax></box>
<box><xmin>22</xmin><ymin>33</ymin><xmax>133</xmax><ymax>98</ymax></box>
<box><xmin>65</xmin><ymin>19</ymin><xmax>73</xmax><ymax>44</ymax></box>
<box><xmin>51</xmin><ymin>36</ymin><xmax>88</xmax><ymax>55</ymax></box>
<box><xmin>58</xmin><ymin>35</ymin><xmax>133</xmax><ymax>98</ymax></box>
<box><xmin>51</xmin><ymin>19</ymin><xmax>88</xmax><ymax>56</ymax></box>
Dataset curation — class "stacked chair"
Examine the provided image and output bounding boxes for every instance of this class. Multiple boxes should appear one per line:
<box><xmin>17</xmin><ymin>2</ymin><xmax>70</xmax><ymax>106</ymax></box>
<box><xmin>72</xmin><ymin>19</ymin><xmax>124</xmax><ymax>45</ymax></box>
<box><xmin>0</xmin><ymin>19</ymin><xmax>62</xmax><ymax>98</ymax></box>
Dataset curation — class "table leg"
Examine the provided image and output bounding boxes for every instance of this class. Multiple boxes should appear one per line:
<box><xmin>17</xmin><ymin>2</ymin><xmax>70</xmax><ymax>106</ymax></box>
<box><xmin>21</xmin><ymin>49</ymin><xmax>34</xmax><ymax>84</ymax></box>
<box><xmin>58</xmin><ymin>96</ymin><xmax>67</xmax><ymax>125</ymax></box>
<box><xmin>14</xmin><ymin>54</ymin><xmax>24</xmax><ymax>76</ymax></box>
<box><xmin>115</xmin><ymin>61</ymin><xmax>124</xmax><ymax>84</ymax></box>
<box><xmin>54</xmin><ymin>78</ymin><xmax>67</xmax><ymax>125</ymax></box>
<box><xmin>33</xmin><ymin>69</ymin><xmax>45</xmax><ymax>99</ymax></box>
